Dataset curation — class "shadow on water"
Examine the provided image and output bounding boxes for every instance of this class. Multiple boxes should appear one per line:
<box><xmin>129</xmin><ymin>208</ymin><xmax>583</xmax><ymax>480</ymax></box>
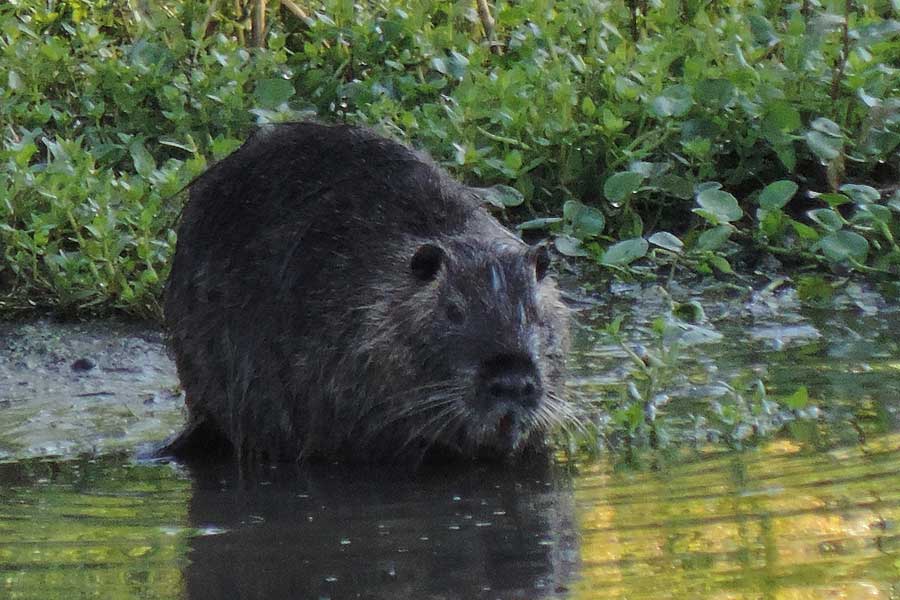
<box><xmin>3</xmin><ymin>437</ymin><xmax>900</xmax><ymax>599</ymax></box>
<box><xmin>179</xmin><ymin>460</ymin><xmax>578</xmax><ymax>599</ymax></box>
<box><xmin>0</xmin><ymin>456</ymin><xmax>579</xmax><ymax>599</ymax></box>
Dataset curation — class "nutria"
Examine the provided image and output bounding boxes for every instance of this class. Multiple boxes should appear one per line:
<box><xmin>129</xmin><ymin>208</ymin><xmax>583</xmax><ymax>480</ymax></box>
<box><xmin>163</xmin><ymin>122</ymin><xmax>571</xmax><ymax>463</ymax></box>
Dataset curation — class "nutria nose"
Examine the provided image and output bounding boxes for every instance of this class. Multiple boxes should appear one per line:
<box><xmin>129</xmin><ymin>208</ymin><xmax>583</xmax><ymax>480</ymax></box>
<box><xmin>479</xmin><ymin>354</ymin><xmax>542</xmax><ymax>408</ymax></box>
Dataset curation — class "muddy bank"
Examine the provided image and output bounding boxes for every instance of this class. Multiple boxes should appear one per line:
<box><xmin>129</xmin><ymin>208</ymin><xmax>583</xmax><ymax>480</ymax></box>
<box><xmin>0</xmin><ymin>319</ymin><xmax>182</xmax><ymax>460</ymax></box>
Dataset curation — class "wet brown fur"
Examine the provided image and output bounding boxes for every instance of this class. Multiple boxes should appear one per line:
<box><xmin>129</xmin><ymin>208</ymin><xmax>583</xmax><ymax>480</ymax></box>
<box><xmin>163</xmin><ymin>122</ymin><xmax>570</xmax><ymax>463</ymax></box>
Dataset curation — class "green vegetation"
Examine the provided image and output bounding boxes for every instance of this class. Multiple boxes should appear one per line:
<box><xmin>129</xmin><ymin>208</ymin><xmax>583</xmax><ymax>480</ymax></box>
<box><xmin>1</xmin><ymin>0</ymin><xmax>898</xmax><ymax>317</ymax></box>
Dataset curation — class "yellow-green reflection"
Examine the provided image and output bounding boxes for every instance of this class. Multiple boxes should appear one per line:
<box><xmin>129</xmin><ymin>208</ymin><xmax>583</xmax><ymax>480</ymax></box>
<box><xmin>0</xmin><ymin>459</ymin><xmax>191</xmax><ymax>600</ymax></box>
<box><xmin>572</xmin><ymin>435</ymin><xmax>900</xmax><ymax>599</ymax></box>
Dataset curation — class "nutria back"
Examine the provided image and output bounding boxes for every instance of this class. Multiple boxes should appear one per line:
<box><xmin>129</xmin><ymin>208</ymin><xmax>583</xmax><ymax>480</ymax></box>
<box><xmin>164</xmin><ymin>122</ymin><xmax>570</xmax><ymax>463</ymax></box>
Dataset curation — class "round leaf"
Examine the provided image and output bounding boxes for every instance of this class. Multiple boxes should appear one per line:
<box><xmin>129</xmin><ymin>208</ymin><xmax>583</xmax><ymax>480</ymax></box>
<box><xmin>805</xmin><ymin>131</ymin><xmax>841</xmax><ymax>161</ymax></box>
<box><xmin>806</xmin><ymin>208</ymin><xmax>845</xmax><ymax>232</ymax></box>
<box><xmin>254</xmin><ymin>78</ymin><xmax>295</xmax><ymax>109</ymax></box>
<box><xmin>839</xmin><ymin>184</ymin><xmax>880</xmax><ymax>204</ymax></box>
<box><xmin>480</xmin><ymin>185</ymin><xmax>524</xmax><ymax>208</ymax></box>
<box><xmin>649</xmin><ymin>85</ymin><xmax>694</xmax><ymax>118</ymax></box>
<box><xmin>758</xmin><ymin>180</ymin><xmax>798</xmax><ymax>210</ymax></box>
<box><xmin>818</xmin><ymin>231</ymin><xmax>869</xmax><ymax>263</ymax></box>
<box><xmin>554</xmin><ymin>234</ymin><xmax>589</xmax><ymax>257</ymax></box>
<box><xmin>696</xmin><ymin>225</ymin><xmax>733</xmax><ymax>251</ymax></box>
<box><xmin>564</xmin><ymin>201</ymin><xmax>606</xmax><ymax>238</ymax></box>
<box><xmin>601</xmin><ymin>237</ymin><xmax>649</xmax><ymax>266</ymax></box>
<box><xmin>648</xmin><ymin>231</ymin><xmax>684</xmax><ymax>253</ymax></box>
<box><xmin>696</xmin><ymin>189</ymin><xmax>743</xmax><ymax>223</ymax></box>
<box><xmin>695</xmin><ymin>79</ymin><xmax>735</xmax><ymax>108</ymax></box>
<box><xmin>603</xmin><ymin>171</ymin><xmax>644</xmax><ymax>205</ymax></box>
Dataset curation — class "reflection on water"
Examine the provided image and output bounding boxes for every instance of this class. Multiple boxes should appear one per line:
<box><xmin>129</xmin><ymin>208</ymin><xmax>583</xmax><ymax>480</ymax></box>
<box><xmin>2</xmin><ymin>436</ymin><xmax>900</xmax><ymax>599</ymax></box>
<box><xmin>1</xmin><ymin>282</ymin><xmax>898</xmax><ymax>598</ymax></box>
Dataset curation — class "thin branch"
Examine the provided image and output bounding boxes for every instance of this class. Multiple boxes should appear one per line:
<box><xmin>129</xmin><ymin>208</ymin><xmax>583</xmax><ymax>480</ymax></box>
<box><xmin>475</xmin><ymin>0</ymin><xmax>502</xmax><ymax>54</ymax></box>
<box><xmin>829</xmin><ymin>0</ymin><xmax>852</xmax><ymax>101</ymax></box>
<box><xmin>281</xmin><ymin>0</ymin><xmax>309</xmax><ymax>21</ymax></box>
<box><xmin>252</xmin><ymin>0</ymin><xmax>267</xmax><ymax>48</ymax></box>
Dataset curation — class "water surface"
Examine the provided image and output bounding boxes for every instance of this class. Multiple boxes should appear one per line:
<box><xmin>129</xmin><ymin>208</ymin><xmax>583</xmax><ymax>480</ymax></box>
<box><xmin>1</xmin><ymin>281</ymin><xmax>898</xmax><ymax>599</ymax></box>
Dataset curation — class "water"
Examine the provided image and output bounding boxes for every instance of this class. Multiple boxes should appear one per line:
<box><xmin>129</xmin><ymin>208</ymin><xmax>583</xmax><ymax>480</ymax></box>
<box><xmin>1</xmin><ymin>280</ymin><xmax>898</xmax><ymax>599</ymax></box>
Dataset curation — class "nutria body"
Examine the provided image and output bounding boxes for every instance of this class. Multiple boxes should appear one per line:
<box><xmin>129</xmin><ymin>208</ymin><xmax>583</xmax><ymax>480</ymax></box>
<box><xmin>164</xmin><ymin>122</ymin><xmax>570</xmax><ymax>463</ymax></box>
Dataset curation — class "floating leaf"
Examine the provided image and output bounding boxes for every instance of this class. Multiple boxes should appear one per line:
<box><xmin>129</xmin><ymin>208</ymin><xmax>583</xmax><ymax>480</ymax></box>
<box><xmin>648</xmin><ymin>231</ymin><xmax>684</xmax><ymax>253</ymax></box>
<box><xmin>601</xmin><ymin>237</ymin><xmax>648</xmax><ymax>265</ymax></box>
<box><xmin>759</xmin><ymin>180</ymin><xmax>798</xmax><ymax>210</ymax></box>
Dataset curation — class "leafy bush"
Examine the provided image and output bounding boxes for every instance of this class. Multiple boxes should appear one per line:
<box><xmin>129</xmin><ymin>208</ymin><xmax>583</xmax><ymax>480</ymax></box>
<box><xmin>1</xmin><ymin>0</ymin><xmax>898</xmax><ymax>316</ymax></box>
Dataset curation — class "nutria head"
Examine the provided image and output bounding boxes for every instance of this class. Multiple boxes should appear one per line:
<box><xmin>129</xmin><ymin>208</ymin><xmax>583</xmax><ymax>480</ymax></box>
<box><xmin>354</xmin><ymin>229</ymin><xmax>571</xmax><ymax>461</ymax></box>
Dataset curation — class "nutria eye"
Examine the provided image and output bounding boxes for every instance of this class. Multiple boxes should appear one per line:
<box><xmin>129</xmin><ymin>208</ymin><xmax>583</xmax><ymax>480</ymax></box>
<box><xmin>411</xmin><ymin>244</ymin><xmax>445</xmax><ymax>281</ymax></box>
<box><xmin>532</xmin><ymin>244</ymin><xmax>550</xmax><ymax>282</ymax></box>
<box><xmin>446</xmin><ymin>302</ymin><xmax>465</xmax><ymax>324</ymax></box>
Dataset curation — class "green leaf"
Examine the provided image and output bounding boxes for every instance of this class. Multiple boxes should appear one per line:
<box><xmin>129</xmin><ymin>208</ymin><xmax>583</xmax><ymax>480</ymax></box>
<box><xmin>254</xmin><ymin>78</ymin><xmax>295</xmax><ymax>109</ymax></box>
<box><xmin>759</xmin><ymin>180</ymin><xmax>798</xmax><ymax>210</ymax></box>
<box><xmin>708</xmin><ymin>255</ymin><xmax>734</xmax><ymax>274</ymax></box>
<box><xmin>807</xmin><ymin>208</ymin><xmax>845</xmax><ymax>232</ymax></box>
<box><xmin>563</xmin><ymin>201</ymin><xmax>606</xmax><ymax>238</ymax></box>
<box><xmin>696</xmin><ymin>189</ymin><xmax>743</xmax><ymax>223</ymax></box>
<box><xmin>791</xmin><ymin>220</ymin><xmax>820</xmax><ymax>241</ymax></box>
<box><xmin>805</xmin><ymin>131</ymin><xmax>841</xmax><ymax>161</ymax></box>
<box><xmin>695</xmin><ymin>79</ymin><xmax>735</xmax><ymax>108</ymax></box>
<box><xmin>480</xmin><ymin>184</ymin><xmax>524</xmax><ymax>208</ymax></box>
<box><xmin>581</xmin><ymin>96</ymin><xmax>597</xmax><ymax>116</ymax></box>
<box><xmin>696</xmin><ymin>225</ymin><xmax>732</xmax><ymax>251</ymax></box>
<box><xmin>649</xmin><ymin>85</ymin><xmax>694</xmax><ymax>118</ymax></box>
<box><xmin>503</xmin><ymin>150</ymin><xmax>523</xmax><ymax>172</ymax></box>
<box><xmin>603</xmin><ymin>171</ymin><xmax>644</xmax><ymax>205</ymax></box>
<box><xmin>783</xmin><ymin>386</ymin><xmax>809</xmax><ymax>410</ymax></box>
<box><xmin>810</xmin><ymin>117</ymin><xmax>842</xmax><ymax>138</ymax></box>
<box><xmin>839</xmin><ymin>184</ymin><xmax>880</xmax><ymax>204</ymax></box>
<box><xmin>601</xmin><ymin>237</ymin><xmax>648</xmax><ymax>265</ymax></box>
<box><xmin>818</xmin><ymin>231</ymin><xmax>869</xmax><ymax>262</ymax></box>
<box><xmin>129</xmin><ymin>139</ymin><xmax>156</xmax><ymax>178</ymax></box>
<box><xmin>814</xmin><ymin>193</ymin><xmax>851</xmax><ymax>208</ymax></box>
<box><xmin>518</xmin><ymin>217</ymin><xmax>562</xmax><ymax>231</ymax></box>
<box><xmin>648</xmin><ymin>231</ymin><xmax>684</xmax><ymax>253</ymax></box>
<box><xmin>555</xmin><ymin>234</ymin><xmax>589</xmax><ymax>257</ymax></box>
<box><xmin>764</xmin><ymin>102</ymin><xmax>802</xmax><ymax>132</ymax></box>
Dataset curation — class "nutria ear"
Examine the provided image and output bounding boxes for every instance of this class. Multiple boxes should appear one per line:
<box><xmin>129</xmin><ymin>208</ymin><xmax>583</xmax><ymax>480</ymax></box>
<box><xmin>410</xmin><ymin>244</ymin><xmax>446</xmax><ymax>281</ymax></box>
<box><xmin>529</xmin><ymin>244</ymin><xmax>551</xmax><ymax>282</ymax></box>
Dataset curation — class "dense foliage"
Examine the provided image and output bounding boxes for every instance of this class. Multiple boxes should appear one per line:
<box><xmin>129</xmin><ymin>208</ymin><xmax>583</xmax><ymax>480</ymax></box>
<box><xmin>1</xmin><ymin>0</ymin><xmax>898</xmax><ymax>316</ymax></box>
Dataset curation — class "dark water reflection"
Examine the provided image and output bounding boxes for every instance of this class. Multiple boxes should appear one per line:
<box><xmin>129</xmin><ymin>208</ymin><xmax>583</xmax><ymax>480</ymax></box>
<box><xmin>181</xmin><ymin>461</ymin><xmax>577</xmax><ymax>599</ymax></box>
<box><xmin>3</xmin><ymin>436</ymin><xmax>900</xmax><ymax>599</ymax></box>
